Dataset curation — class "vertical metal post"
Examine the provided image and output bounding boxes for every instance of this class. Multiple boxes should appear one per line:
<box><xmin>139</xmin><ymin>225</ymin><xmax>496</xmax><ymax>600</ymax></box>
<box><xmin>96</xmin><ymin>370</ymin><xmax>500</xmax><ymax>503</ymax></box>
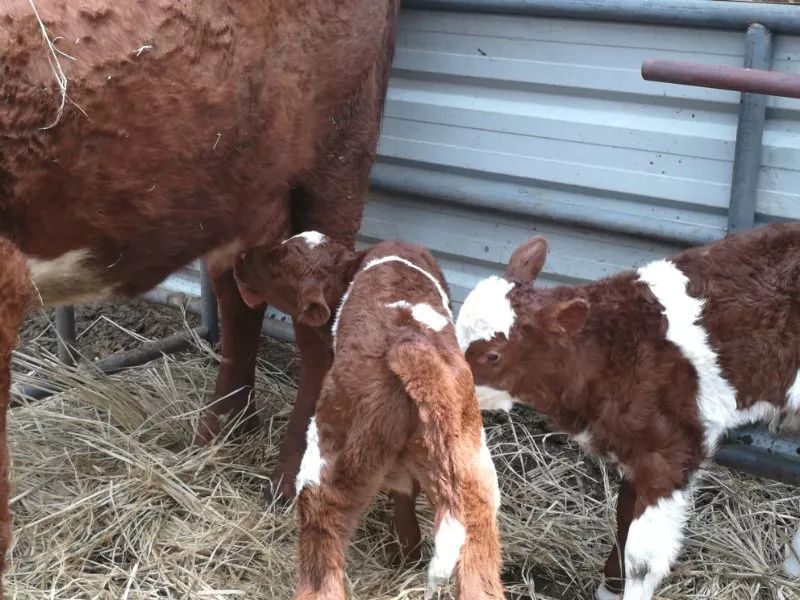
<box><xmin>55</xmin><ymin>306</ymin><xmax>77</xmax><ymax>366</ymax></box>
<box><xmin>200</xmin><ymin>262</ymin><xmax>219</xmax><ymax>346</ymax></box>
<box><xmin>727</xmin><ymin>23</ymin><xmax>772</xmax><ymax>234</ymax></box>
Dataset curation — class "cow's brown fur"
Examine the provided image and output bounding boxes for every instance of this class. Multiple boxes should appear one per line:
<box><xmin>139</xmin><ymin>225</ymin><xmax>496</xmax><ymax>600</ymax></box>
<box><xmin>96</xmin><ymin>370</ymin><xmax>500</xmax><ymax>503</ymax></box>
<box><xmin>1</xmin><ymin>0</ymin><xmax>400</xmax><ymax>500</ymax></box>
<box><xmin>237</xmin><ymin>236</ymin><xmax>504</xmax><ymax>600</ymax></box>
<box><xmin>0</xmin><ymin>239</ymin><xmax>32</xmax><ymax>591</ymax></box>
<box><xmin>457</xmin><ymin>223</ymin><xmax>800</xmax><ymax>599</ymax></box>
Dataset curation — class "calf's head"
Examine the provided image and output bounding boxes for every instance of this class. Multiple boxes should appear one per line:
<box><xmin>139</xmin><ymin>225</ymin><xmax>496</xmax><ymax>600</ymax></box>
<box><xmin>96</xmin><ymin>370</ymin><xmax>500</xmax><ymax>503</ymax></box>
<box><xmin>234</xmin><ymin>232</ymin><xmax>361</xmax><ymax>328</ymax></box>
<box><xmin>455</xmin><ymin>236</ymin><xmax>589</xmax><ymax>411</ymax></box>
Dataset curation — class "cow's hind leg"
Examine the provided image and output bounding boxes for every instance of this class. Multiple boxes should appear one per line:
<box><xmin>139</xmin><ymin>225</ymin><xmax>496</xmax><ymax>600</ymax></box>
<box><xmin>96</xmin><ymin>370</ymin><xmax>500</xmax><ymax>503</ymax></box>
<box><xmin>0</xmin><ymin>239</ymin><xmax>33</xmax><ymax>595</ymax></box>
<box><xmin>193</xmin><ymin>268</ymin><xmax>265</xmax><ymax>445</ymax></box>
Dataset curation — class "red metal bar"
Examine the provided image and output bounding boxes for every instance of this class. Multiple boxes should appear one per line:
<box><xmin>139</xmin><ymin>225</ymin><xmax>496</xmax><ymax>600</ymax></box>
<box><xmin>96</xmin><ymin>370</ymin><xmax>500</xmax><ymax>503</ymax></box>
<box><xmin>642</xmin><ymin>59</ymin><xmax>800</xmax><ymax>99</ymax></box>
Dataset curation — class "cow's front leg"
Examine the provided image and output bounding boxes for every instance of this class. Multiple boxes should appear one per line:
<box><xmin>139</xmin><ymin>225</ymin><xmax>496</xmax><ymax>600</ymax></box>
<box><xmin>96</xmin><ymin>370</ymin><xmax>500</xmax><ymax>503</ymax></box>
<box><xmin>194</xmin><ymin>268</ymin><xmax>265</xmax><ymax>445</ymax></box>
<box><xmin>268</xmin><ymin>322</ymin><xmax>332</xmax><ymax>499</ymax></box>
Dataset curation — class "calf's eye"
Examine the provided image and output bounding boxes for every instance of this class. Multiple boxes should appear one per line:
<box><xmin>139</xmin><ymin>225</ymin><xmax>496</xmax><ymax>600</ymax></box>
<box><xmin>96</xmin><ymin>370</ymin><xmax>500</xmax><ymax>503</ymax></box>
<box><xmin>485</xmin><ymin>351</ymin><xmax>501</xmax><ymax>365</ymax></box>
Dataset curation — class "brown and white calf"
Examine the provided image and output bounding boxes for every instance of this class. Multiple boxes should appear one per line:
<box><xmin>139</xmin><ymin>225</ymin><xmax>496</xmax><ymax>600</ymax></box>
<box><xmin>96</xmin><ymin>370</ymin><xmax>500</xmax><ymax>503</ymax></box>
<box><xmin>235</xmin><ymin>234</ymin><xmax>504</xmax><ymax>600</ymax></box>
<box><xmin>455</xmin><ymin>223</ymin><xmax>800</xmax><ymax>600</ymax></box>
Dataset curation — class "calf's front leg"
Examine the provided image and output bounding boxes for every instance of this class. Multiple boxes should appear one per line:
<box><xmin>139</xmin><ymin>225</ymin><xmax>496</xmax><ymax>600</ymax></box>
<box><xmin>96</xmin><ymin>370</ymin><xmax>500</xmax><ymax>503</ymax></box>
<box><xmin>269</xmin><ymin>322</ymin><xmax>332</xmax><ymax>499</ymax></box>
<box><xmin>619</xmin><ymin>481</ymin><xmax>692</xmax><ymax>600</ymax></box>
<box><xmin>597</xmin><ymin>478</ymin><xmax>636</xmax><ymax>600</ymax></box>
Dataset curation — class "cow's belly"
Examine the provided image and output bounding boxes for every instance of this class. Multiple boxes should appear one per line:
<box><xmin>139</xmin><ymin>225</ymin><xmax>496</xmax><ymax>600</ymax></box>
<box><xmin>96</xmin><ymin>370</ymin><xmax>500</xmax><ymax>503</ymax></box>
<box><xmin>27</xmin><ymin>249</ymin><xmax>114</xmax><ymax>308</ymax></box>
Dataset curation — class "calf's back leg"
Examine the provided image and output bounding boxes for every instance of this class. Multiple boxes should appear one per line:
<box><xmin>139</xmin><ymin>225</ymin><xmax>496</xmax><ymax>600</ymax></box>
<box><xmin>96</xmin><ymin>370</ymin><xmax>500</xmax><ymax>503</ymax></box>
<box><xmin>422</xmin><ymin>438</ymin><xmax>504</xmax><ymax>600</ymax></box>
<box><xmin>293</xmin><ymin>417</ymin><xmax>394</xmax><ymax>600</ymax></box>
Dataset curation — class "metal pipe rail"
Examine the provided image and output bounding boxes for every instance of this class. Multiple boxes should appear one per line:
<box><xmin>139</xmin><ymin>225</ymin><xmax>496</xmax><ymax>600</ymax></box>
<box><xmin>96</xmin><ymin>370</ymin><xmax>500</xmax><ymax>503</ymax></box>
<box><xmin>642</xmin><ymin>59</ymin><xmax>800</xmax><ymax>100</ymax></box>
<box><xmin>404</xmin><ymin>0</ymin><xmax>800</xmax><ymax>34</ymax></box>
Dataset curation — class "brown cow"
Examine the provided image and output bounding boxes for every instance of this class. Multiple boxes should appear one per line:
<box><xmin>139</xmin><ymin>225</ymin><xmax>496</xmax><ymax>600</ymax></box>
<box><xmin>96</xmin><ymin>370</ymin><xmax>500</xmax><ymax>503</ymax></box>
<box><xmin>1</xmin><ymin>0</ymin><xmax>400</xmax><ymax>507</ymax></box>
<box><xmin>235</xmin><ymin>234</ymin><xmax>505</xmax><ymax>600</ymax></box>
<box><xmin>455</xmin><ymin>224</ymin><xmax>800</xmax><ymax>600</ymax></box>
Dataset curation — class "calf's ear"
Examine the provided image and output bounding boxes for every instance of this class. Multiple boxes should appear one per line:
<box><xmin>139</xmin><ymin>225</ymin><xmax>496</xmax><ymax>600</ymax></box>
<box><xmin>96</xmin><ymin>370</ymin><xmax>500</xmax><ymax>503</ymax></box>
<box><xmin>505</xmin><ymin>236</ymin><xmax>548</xmax><ymax>284</ymax></box>
<box><xmin>544</xmin><ymin>298</ymin><xmax>589</xmax><ymax>336</ymax></box>
<box><xmin>296</xmin><ymin>280</ymin><xmax>331</xmax><ymax>328</ymax></box>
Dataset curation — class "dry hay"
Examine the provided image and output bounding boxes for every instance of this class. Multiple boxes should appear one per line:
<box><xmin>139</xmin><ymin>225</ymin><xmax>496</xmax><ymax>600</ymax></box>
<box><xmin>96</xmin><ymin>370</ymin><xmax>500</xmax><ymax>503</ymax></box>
<box><xmin>6</xmin><ymin>315</ymin><xmax>800</xmax><ymax>599</ymax></box>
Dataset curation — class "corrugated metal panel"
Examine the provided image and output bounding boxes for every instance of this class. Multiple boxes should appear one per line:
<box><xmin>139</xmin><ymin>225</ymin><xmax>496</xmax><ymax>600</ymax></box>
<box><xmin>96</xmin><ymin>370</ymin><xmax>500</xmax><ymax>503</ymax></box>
<box><xmin>157</xmin><ymin>9</ymin><xmax>800</xmax><ymax>318</ymax></box>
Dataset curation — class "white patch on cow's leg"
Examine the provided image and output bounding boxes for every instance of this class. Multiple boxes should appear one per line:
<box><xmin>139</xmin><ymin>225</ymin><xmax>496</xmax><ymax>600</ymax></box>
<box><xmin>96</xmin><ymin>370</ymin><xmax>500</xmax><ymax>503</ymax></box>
<box><xmin>27</xmin><ymin>249</ymin><xmax>113</xmax><ymax>307</ymax></box>
<box><xmin>285</xmin><ymin>231</ymin><xmax>326</xmax><ymax>248</ymax></box>
<box><xmin>623</xmin><ymin>488</ymin><xmax>691</xmax><ymax>600</ymax></box>
<box><xmin>475</xmin><ymin>385</ymin><xmax>517</xmax><ymax>412</ymax></box>
<box><xmin>455</xmin><ymin>276</ymin><xmax>516</xmax><ymax>352</ymax></box>
<box><xmin>594</xmin><ymin>582</ymin><xmax>622</xmax><ymax>600</ymax></box>
<box><xmin>477</xmin><ymin>428</ymin><xmax>501</xmax><ymax>513</ymax></box>
<box><xmin>295</xmin><ymin>417</ymin><xmax>326</xmax><ymax>496</ymax></box>
<box><xmin>782</xmin><ymin>529</ymin><xmax>800</xmax><ymax>578</ymax></box>
<box><xmin>386</xmin><ymin>300</ymin><xmax>449</xmax><ymax>332</ymax></box>
<box><xmin>426</xmin><ymin>512</ymin><xmax>466</xmax><ymax>598</ymax></box>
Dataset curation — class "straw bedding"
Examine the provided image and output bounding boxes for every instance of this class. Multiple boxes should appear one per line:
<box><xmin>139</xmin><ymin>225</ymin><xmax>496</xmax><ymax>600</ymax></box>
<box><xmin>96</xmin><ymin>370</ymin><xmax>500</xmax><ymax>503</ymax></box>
<box><xmin>6</xmin><ymin>302</ymin><xmax>800</xmax><ymax>599</ymax></box>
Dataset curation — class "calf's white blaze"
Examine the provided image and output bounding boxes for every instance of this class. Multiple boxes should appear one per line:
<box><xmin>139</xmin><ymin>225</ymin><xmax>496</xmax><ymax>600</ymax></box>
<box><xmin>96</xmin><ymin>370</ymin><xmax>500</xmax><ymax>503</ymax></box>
<box><xmin>426</xmin><ymin>512</ymin><xmax>466</xmax><ymax>598</ymax></box>
<box><xmin>295</xmin><ymin>417</ymin><xmax>326</xmax><ymax>495</ymax></box>
<box><xmin>386</xmin><ymin>300</ymin><xmax>449</xmax><ymax>331</ymax></box>
<box><xmin>455</xmin><ymin>275</ymin><xmax>515</xmax><ymax>352</ymax></box>
<box><xmin>475</xmin><ymin>385</ymin><xmax>516</xmax><ymax>412</ymax></box>
<box><xmin>286</xmin><ymin>231</ymin><xmax>326</xmax><ymax>248</ymax></box>
<box><xmin>623</xmin><ymin>488</ymin><xmax>691</xmax><ymax>600</ymax></box>
<box><xmin>783</xmin><ymin>529</ymin><xmax>800</xmax><ymax>578</ymax></box>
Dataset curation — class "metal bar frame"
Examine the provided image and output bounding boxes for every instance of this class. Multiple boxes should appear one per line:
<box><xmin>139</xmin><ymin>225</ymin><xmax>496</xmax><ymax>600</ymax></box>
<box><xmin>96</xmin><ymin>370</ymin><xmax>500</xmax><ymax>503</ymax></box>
<box><xmin>17</xmin><ymin>262</ymin><xmax>219</xmax><ymax>401</ymax></box>
<box><xmin>404</xmin><ymin>0</ymin><xmax>800</xmax><ymax>34</ymax></box>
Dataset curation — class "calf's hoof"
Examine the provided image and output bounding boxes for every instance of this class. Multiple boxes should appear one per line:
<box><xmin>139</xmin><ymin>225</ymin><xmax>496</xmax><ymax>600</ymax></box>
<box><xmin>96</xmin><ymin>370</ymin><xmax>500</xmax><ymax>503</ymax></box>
<box><xmin>192</xmin><ymin>406</ymin><xmax>261</xmax><ymax>447</ymax></box>
<box><xmin>263</xmin><ymin>467</ymin><xmax>299</xmax><ymax>506</ymax></box>
<box><xmin>783</xmin><ymin>530</ymin><xmax>800</xmax><ymax>578</ymax></box>
<box><xmin>595</xmin><ymin>581</ymin><xmax>622</xmax><ymax>600</ymax></box>
<box><xmin>386</xmin><ymin>538</ymin><xmax>422</xmax><ymax>568</ymax></box>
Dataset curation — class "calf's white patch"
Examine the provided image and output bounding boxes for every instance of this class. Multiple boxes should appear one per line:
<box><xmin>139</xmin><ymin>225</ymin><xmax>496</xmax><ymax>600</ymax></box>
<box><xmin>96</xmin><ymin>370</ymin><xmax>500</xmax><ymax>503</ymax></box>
<box><xmin>426</xmin><ymin>512</ymin><xmax>466</xmax><ymax>598</ymax></box>
<box><xmin>386</xmin><ymin>300</ymin><xmax>449</xmax><ymax>331</ymax></box>
<box><xmin>475</xmin><ymin>385</ymin><xmax>516</xmax><ymax>412</ymax></box>
<box><xmin>286</xmin><ymin>231</ymin><xmax>326</xmax><ymax>248</ymax></box>
<box><xmin>333</xmin><ymin>255</ymin><xmax>452</xmax><ymax>352</ymax></box>
<box><xmin>295</xmin><ymin>417</ymin><xmax>326</xmax><ymax>495</ymax></box>
<box><xmin>456</xmin><ymin>275</ymin><xmax>516</xmax><ymax>352</ymax></box>
<box><xmin>638</xmin><ymin>260</ymin><xmax>741</xmax><ymax>453</ymax></box>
